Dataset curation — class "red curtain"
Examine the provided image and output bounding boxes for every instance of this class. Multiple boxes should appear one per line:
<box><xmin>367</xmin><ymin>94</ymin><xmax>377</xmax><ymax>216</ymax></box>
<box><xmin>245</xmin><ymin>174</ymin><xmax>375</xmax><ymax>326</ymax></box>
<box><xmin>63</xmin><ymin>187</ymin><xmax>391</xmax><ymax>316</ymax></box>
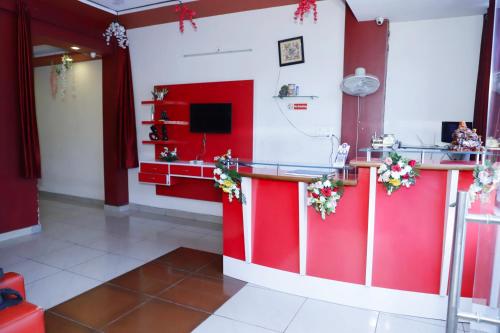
<box><xmin>117</xmin><ymin>46</ymin><xmax>139</xmax><ymax>169</ymax></box>
<box><xmin>473</xmin><ymin>0</ymin><xmax>495</xmax><ymax>138</ymax></box>
<box><xmin>17</xmin><ymin>0</ymin><xmax>41</xmax><ymax>179</ymax></box>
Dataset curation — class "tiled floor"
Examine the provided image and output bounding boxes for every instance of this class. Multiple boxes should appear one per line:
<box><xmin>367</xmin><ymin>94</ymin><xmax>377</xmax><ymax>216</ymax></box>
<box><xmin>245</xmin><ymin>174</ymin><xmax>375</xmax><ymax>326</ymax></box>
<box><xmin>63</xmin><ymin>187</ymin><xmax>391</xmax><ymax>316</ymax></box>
<box><xmin>0</xmin><ymin>196</ymin><xmax>476</xmax><ymax>332</ymax></box>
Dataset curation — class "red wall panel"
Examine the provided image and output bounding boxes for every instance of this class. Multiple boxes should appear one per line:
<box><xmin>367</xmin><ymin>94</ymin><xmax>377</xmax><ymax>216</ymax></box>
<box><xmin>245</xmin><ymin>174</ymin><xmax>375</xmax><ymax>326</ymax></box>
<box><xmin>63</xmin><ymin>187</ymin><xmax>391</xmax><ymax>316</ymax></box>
<box><xmin>0</xmin><ymin>9</ymin><xmax>39</xmax><ymax>234</ymax></box>
<box><xmin>251</xmin><ymin>179</ymin><xmax>300</xmax><ymax>273</ymax></box>
<box><xmin>372</xmin><ymin>170</ymin><xmax>447</xmax><ymax>294</ymax></box>
<box><xmin>306</xmin><ymin>168</ymin><xmax>370</xmax><ymax>284</ymax></box>
<box><xmin>341</xmin><ymin>6</ymin><xmax>389</xmax><ymax>160</ymax></box>
<box><xmin>150</xmin><ymin>80</ymin><xmax>253</xmax><ymax>202</ymax></box>
<box><xmin>222</xmin><ymin>195</ymin><xmax>245</xmax><ymax>261</ymax></box>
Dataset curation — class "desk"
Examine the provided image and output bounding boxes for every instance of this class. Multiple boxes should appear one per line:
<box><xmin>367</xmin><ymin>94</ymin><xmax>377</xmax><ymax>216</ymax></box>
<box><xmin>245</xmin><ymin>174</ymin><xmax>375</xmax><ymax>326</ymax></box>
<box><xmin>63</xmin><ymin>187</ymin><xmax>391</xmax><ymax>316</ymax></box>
<box><xmin>221</xmin><ymin>160</ymin><xmax>495</xmax><ymax>320</ymax></box>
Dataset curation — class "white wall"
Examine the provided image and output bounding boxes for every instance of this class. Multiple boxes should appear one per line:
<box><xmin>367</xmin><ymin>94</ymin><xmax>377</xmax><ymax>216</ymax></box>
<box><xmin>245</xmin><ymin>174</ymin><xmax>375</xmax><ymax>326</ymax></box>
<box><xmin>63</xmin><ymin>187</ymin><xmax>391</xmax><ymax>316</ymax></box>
<box><xmin>127</xmin><ymin>1</ymin><xmax>346</xmax><ymax>216</ymax></box>
<box><xmin>385</xmin><ymin>15</ymin><xmax>483</xmax><ymax>146</ymax></box>
<box><xmin>35</xmin><ymin>60</ymin><xmax>104</xmax><ymax>200</ymax></box>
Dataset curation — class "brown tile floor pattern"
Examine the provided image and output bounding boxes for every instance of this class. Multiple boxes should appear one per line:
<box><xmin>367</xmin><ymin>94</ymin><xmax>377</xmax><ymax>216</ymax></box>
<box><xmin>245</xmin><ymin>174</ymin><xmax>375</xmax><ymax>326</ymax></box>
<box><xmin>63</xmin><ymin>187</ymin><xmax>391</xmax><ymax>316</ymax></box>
<box><xmin>45</xmin><ymin>247</ymin><xmax>246</xmax><ymax>333</ymax></box>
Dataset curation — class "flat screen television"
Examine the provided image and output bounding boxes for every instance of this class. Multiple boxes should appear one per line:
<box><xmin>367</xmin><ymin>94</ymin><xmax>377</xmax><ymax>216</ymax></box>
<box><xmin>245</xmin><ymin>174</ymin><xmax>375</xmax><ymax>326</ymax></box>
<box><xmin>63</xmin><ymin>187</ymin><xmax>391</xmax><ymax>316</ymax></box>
<box><xmin>189</xmin><ymin>103</ymin><xmax>232</xmax><ymax>133</ymax></box>
<box><xmin>441</xmin><ymin>121</ymin><xmax>473</xmax><ymax>143</ymax></box>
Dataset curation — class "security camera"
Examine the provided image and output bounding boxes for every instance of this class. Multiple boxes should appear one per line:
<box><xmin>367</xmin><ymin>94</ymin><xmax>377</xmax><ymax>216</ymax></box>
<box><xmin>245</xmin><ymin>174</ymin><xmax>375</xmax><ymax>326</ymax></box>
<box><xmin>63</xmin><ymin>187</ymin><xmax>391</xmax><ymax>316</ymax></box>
<box><xmin>90</xmin><ymin>52</ymin><xmax>97</xmax><ymax>59</ymax></box>
<box><xmin>375</xmin><ymin>17</ymin><xmax>385</xmax><ymax>26</ymax></box>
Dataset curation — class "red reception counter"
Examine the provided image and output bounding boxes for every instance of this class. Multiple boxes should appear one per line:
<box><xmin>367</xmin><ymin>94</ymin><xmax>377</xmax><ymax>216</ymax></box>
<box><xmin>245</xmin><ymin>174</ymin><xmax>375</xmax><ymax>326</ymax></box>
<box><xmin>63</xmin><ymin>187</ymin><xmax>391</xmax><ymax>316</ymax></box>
<box><xmin>221</xmin><ymin>160</ymin><xmax>496</xmax><ymax>320</ymax></box>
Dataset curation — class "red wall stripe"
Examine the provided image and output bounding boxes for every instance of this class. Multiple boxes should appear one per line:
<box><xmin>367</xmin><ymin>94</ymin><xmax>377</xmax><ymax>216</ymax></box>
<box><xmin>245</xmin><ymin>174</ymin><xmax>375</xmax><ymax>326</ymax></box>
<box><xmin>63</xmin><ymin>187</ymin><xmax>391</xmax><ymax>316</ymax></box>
<box><xmin>341</xmin><ymin>6</ymin><xmax>389</xmax><ymax>160</ymax></box>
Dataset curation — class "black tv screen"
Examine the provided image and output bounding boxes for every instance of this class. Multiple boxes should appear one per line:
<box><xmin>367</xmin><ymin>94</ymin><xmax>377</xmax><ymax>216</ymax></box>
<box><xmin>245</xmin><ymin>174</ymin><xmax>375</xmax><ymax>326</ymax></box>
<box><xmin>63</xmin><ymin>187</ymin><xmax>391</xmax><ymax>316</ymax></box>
<box><xmin>441</xmin><ymin>121</ymin><xmax>473</xmax><ymax>143</ymax></box>
<box><xmin>190</xmin><ymin>103</ymin><xmax>232</xmax><ymax>133</ymax></box>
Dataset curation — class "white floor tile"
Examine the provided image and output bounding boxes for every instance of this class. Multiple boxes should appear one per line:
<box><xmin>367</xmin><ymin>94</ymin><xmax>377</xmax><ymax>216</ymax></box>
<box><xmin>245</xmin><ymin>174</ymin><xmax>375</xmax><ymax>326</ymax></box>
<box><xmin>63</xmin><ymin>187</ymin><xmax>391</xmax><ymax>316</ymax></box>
<box><xmin>0</xmin><ymin>252</ymin><xmax>27</xmax><ymax>267</ymax></box>
<box><xmin>286</xmin><ymin>299</ymin><xmax>378</xmax><ymax>333</ymax></box>
<box><xmin>376</xmin><ymin>313</ymin><xmax>465</xmax><ymax>333</ymax></box>
<box><xmin>8</xmin><ymin>235</ymin><xmax>73</xmax><ymax>259</ymax></box>
<box><xmin>85</xmin><ymin>234</ymin><xmax>142</xmax><ymax>253</ymax></box>
<box><xmin>112</xmin><ymin>239</ymin><xmax>179</xmax><ymax>261</ymax></box>
<box><xmin>31</xmin><ymin>244</ymin><xmax>107</xmax><ymax>269</ymax></box>
<box><xmin>194</xmin><ymin>315</ymin><xmax>278</xmax><ymax>333</ymax></box>
<box><xmin>4</xmin><ymin>259</ymin><xmax>61</xmax><ymax>284</ymax></box>
<box><xmin>67</xmin><ymin>253</ymin><xmax>144</xmax><ymax>281</ymax></box>
<box><xmin>216</xmin><ymin>285</ymin><xmax>305</xmax><ymax>332</ymax></box>
<box><xmin>26</xmin><ymin>270</ymin><xmax>100</xmax><ymax>309</ymax></box>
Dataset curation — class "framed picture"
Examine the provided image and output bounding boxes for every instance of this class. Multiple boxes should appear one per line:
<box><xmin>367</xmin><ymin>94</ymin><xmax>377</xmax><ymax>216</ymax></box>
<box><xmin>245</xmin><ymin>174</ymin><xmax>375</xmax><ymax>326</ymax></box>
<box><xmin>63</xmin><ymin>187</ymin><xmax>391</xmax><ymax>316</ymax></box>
<box><xmin>278</xmin><ymin>36</ymin><xmax>305</xmax><ymax>67</ymax></box>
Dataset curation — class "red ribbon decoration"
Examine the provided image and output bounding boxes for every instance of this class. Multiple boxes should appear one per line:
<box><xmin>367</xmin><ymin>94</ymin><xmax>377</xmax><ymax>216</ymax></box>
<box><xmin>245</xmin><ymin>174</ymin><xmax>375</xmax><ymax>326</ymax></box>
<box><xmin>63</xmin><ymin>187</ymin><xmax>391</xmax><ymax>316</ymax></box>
<box><xmin>175</xmin><ymin>2</ymin><xmax>197</xmax><ymax>33</ymax></box>
<box><xmin>294</xmin><ymin>0</ymin><xmax>318</xmax><ymax>22</ymax></box>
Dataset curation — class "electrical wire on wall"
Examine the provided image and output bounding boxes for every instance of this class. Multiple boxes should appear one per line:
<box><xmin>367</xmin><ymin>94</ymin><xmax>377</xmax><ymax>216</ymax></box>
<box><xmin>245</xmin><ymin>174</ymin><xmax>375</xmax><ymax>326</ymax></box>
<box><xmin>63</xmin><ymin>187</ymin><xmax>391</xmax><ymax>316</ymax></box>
<box><xmin>273</xmin><ymin>67</ymin><xmax>340</xmax><ymax>168</ymax></box>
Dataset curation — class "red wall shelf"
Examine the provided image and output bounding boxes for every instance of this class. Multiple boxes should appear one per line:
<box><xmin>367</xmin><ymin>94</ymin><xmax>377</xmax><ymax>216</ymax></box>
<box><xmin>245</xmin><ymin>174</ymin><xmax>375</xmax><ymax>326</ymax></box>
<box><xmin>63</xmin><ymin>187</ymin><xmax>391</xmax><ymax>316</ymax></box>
<box><xmin>142</xmin><ymin>140</ymin><xmax>186</xmax><ymax>145</ymax></box>
<box><xmin>141</xmin><ymin>100</ymin><xmax>188</xmax><ymax>106</ymax></box>
<box><xmin>141</xmin><ymin>120</ymin><xmax>189</xmax><ymax>126</ymax></box>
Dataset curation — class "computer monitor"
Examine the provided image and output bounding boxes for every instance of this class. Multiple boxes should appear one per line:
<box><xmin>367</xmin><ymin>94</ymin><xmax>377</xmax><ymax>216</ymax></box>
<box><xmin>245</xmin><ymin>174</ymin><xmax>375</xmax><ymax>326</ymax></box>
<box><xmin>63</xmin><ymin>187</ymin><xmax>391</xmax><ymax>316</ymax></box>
<box><xmin>441</xmin><ymin>121</ymin><xmax>473</xmax><ymax>143</ymax></box>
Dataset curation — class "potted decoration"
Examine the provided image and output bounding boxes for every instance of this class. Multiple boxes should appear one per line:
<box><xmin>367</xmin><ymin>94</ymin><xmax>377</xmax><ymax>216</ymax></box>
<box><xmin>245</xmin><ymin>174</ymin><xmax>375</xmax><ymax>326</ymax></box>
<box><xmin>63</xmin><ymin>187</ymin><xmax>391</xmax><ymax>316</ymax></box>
<box><xmin>159</xmin><ymin>147</ymin><xmax>178</xmax><ymax>162</ymax></box>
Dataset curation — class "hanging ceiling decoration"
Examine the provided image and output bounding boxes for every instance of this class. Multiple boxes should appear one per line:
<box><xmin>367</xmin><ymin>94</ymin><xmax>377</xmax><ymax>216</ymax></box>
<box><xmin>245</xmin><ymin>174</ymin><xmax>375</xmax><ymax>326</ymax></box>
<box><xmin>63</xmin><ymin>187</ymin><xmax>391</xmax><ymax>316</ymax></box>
<box><xmin>294</xmin><ymin>0</ymin><xmax>318</xmax><ymax>22</ymax></box>
<box><xmin>175</xmin><ymin>1</ymin><xmax>197</xmax><ymax>33</ymax></box>
<box><xmin>103</xmin><ymin>21</ymin><xmax>129</xmax><ymax>48</ymax></box>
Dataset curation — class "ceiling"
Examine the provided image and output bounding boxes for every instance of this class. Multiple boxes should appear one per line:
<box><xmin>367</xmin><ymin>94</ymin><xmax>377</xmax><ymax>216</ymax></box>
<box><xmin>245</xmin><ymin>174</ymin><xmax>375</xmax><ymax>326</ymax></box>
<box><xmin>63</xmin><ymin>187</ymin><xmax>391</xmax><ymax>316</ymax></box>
<box><xmin>80</xmin><ymin>0</ymin><xmax>196</xmax><ymax>13</ymax></box>
<box><xmin>80</xmin><ymin>0</ymin><xmax>490</xmax><ymax>22</ymax></box>
<box><xmin>346</xmin><ymin>0</ymin><xmax>489</xmax><ymax>22</ymax></box>
<box><xmin>33</xmin><ymin>45</ymin><xmax>67</xmax><ymax>58</ymax></box>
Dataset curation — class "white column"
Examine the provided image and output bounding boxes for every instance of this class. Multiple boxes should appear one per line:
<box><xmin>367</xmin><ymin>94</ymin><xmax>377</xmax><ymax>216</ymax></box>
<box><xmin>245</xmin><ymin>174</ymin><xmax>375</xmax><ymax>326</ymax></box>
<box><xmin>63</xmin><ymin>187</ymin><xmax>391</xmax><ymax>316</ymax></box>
<box><xmin>241</xmin><ymin>177</ymin><xmax>253</xmax><ymax>264</ymax></box>
<box><xmin>365</xmin><ymin>167</ymin><xmax>377</xmax><ymax>286</ymax></box>
<box><xmin>439</xmin><ymin>169</ymin><xmax>459</xmax><ymax>296</ymax></box>
<box><xmin>298</xmin><ymin>182</ymin><xmax>308</xmax><ymax>276</ymax></box>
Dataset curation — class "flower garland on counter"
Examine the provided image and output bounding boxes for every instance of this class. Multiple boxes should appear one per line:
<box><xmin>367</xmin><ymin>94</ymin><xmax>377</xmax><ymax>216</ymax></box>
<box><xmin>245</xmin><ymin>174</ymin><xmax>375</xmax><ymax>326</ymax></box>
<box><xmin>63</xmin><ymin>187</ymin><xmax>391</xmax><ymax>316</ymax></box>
<box><xmin>469</xmin><ymin>161</ymin><xmax>500</xmax><ymax>203</ymax></box>
<box><xmin>213</xmin><ymin>150</ymin><xmax>245</xmax><ymax>204</ymax></box>
<box><xmin>159</xmin><ymin>147</ymin><xmax>178</xmax><ymax>162</ymax></box>
<box><xmin>377</xmin><ymin>153</ymin><xmax>419</xmax><ymax>195</ymax></box>
<box><xmin>307</xmin><ymin>176</ymin><xmax>344</xmax><ymax>220</ymax></box>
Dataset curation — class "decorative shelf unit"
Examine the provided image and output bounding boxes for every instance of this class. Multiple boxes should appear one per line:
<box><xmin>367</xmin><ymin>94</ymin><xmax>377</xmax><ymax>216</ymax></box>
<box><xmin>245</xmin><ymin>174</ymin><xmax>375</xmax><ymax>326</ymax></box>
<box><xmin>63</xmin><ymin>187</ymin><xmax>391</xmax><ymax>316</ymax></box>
<box><xmin>141</xmin><ymin>100</ymin><xmax>188</xmax><ymax>106</ymax></box>
<box><xmin>141</xmin><ymin>120</ymin><xmax>189</xmax><ymax>126</ymax></box>
<box><xmin>142</xmin><ymin>140</ymin><xmax>186</xmax><ymax>145</ymax></box>
<box><xmin>273</xmin><ymin>95</ymin><xmax>319</xmax><ymax>99</ymax></box>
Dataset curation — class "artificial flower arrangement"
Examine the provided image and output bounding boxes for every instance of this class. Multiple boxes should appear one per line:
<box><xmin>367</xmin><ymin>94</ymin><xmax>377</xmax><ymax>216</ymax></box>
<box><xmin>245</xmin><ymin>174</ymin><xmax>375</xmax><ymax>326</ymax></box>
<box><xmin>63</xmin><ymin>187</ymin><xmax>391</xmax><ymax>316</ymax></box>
<box><xmin>213</xmin><ymin>149</ymin><xmax>245</xmax><ymax>204</ymax></box>
<box><xmin>469</xmin><ymin>160</ymin><xmax>500</xmax><ymax>203</ymax></box>
<box><xmin>377</xmin><ymin>152</ymin><xmax>419</xmax><ymax>195</ymax></box>
<box><xmin>307</xmin><ymin>175</ymin><xmax>344</xmax><ymax>220</ymax></box>
<box><xmin>159</xmin><ymin>147</ymin><xmax>178</xmax><ymax>162</ymax></box>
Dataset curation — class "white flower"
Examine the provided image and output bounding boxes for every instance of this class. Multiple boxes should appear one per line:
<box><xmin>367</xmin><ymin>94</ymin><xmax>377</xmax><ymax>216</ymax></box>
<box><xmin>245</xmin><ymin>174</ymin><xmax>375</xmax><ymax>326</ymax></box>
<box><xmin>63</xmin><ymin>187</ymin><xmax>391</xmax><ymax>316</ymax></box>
<box><xmin>220</xmin><ymin>174</ymin><xmax>227</xmax><ymax>180</ymax></box>
<box><xmin>378</xmin><ymin>164</ymin><xmax>387</xmax><ymax>173</ymax></box>
<box><xmin>213</xmin><ymin>168</ymin><xmax>222</xmax><ymax>175</ymax></box>
<box><xmin>384</xmin><ymin>157</ymin><xmax>393</xmax><ymax>165</ymax></box>
<box><xmin>324</xmin><ymin>180</ymin><xmax>332</xmax><ymax>187</ymax></box>
<box><xmin>390</xmin><ymin>171</ymin><xmax>400</xmax><ymax>179</ymax></box>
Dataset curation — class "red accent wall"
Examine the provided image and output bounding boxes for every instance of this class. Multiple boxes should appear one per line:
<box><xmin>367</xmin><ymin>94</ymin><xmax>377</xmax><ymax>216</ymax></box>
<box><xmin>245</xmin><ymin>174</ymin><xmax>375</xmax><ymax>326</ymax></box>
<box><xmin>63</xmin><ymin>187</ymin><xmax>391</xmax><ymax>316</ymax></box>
<box><xmin>251</xmin><ymin>179</ymin><xmax>300</xmax><ymax>273</ymax></box>
<box><xmin>151</xmin><ymin>80</ymin><xmax>253</xmax><ymax>202</ymax></box>
<box><xmin>0</xmin><ymin>8</ymin><xmax>39</xmax><ymax>234</ymax></box>
<box><xmin>372</xmin><ymin>170</ymin><xmax>447</xmax><ymax>294</ymax></box>
<box><xmin>306</xmin><ymin>167</ymin><xmax>370</xmax><ymax>284</ymax></box>
<box><xmin>341</xmin><ymin>6</ymin><xmax>389</xmax><ymax>159</ymax></box>
<box><xmin>102</xmin><ymin>50</ymin><xmax>130</xmax><ymax>206</ymax></box>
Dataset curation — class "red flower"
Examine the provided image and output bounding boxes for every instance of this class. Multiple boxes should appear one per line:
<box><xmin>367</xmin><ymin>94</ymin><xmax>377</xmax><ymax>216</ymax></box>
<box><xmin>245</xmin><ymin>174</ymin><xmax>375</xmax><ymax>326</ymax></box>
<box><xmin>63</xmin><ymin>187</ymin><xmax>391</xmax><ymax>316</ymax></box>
<box><xmin>312</xmin><ymin>192</ymin><xmax>319</xmax><ymax>199</ymax></box>
<box><xmin>408</xmin><ymin>160</ymin><xmax>416</xmax><ymax>167</ymax></box>
<box><xmin>391</xmin><ymin>165</ymin><xmax>402</xmax><ymax>172</ymax></box>
<box><xmin>214</xmin><ymin>174</ymin><xmax>220</xmax><ymax>180</ymax></box>
<box><xmin>402</xmin><ymin>174</ymin><xmax>409</xmax><ymax>179</ymax></box>
<box><xmin>321</xmin><ymin>187</ymin><xmax>332</xmax><ymax>197</ymax></box>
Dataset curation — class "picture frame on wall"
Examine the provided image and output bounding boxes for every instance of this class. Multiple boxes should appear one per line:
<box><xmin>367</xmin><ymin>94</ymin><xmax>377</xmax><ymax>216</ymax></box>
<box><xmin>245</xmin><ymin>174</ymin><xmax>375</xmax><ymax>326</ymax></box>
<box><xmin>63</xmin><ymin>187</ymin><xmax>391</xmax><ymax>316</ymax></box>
<box><xmin>278</xmin><ymin>36</ymin><xmax>305</xmax><ymax>67</ymax></box>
